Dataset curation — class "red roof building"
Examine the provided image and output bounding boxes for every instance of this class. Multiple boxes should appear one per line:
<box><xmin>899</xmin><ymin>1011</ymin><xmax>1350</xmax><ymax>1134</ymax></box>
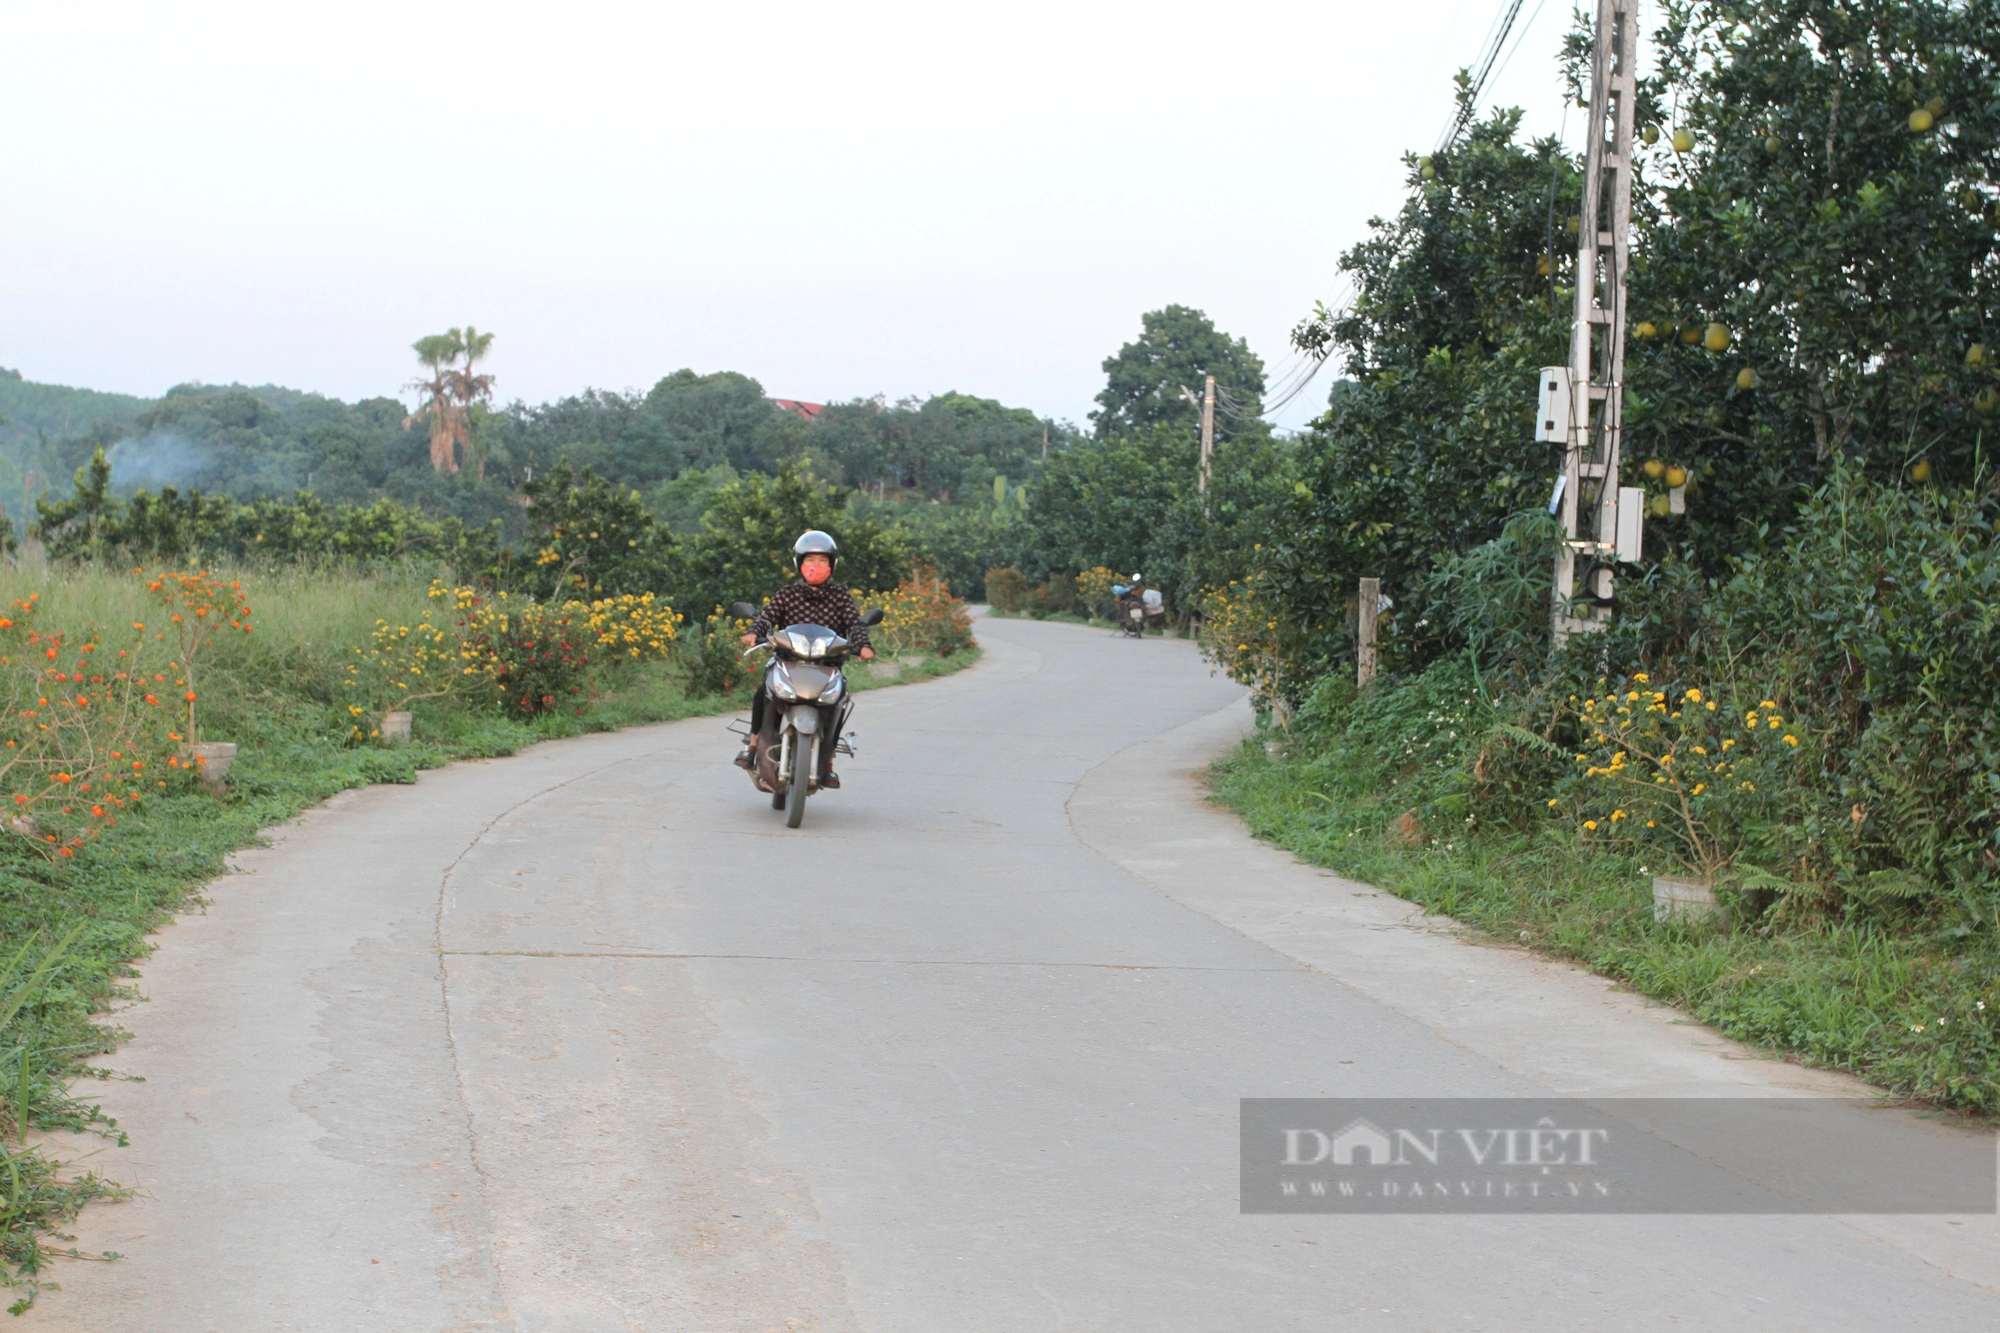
<box><xmin>772</xmin><ymin>398</ymin><xmax>826</xmax><ymax>422</ymax></box>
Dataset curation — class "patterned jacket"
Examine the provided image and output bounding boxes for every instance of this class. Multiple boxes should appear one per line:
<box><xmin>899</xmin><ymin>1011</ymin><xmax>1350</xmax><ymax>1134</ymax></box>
<box><xmin>750</xmin><ymin>581</ymin><xmax>872</xmax><ymax>650</ymax></box>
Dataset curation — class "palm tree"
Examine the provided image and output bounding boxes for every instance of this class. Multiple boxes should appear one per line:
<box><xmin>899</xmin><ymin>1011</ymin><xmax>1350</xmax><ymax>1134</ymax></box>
<box><xmin>446</xmin><ymin>327</ymin><xmax>498</xmax><ymax>481</ymax></box>
<box><xmin>406</xmin><ymin>330</ymin><xmax>466</xmax><ymax>473</ymax></box>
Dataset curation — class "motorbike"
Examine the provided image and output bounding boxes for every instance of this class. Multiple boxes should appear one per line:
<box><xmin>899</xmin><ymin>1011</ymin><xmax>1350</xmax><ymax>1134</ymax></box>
<box><xmin>728</xmin><ymin>601</ymin><xmax>884</xmax><ymax>829</ymax></box>
<box><xmin>1110</xmin><ymin>579</ymin><xmax>1165</xmax><ymax>638</ymax></box>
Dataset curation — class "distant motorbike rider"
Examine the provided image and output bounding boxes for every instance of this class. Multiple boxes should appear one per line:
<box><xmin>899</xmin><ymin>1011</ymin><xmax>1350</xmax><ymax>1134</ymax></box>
<box><xmin>734</xmin><ymin>530</ymin><xmax>875</xmax><ymax>787</ymax></box>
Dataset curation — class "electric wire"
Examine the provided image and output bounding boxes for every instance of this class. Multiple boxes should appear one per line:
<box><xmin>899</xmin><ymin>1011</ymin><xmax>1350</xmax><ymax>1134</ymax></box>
<box><xmin>1435</xmin><ymin>0</ymin><xmax>1530</xmax><ymax>153</ymax></box>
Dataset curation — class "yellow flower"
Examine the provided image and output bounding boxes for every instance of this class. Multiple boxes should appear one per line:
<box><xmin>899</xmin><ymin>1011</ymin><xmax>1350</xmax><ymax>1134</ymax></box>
<box><xmin>1691</xmin><ymin>745</ymin><xmax>1707</xmax><ymax>755</ymax></box>
<box><xmin>1722</xmin><ymin>739</ymin><xmax>1736</xmax><ymax>750</ymax></box>
<box><xmin>1546</xmin><ymin>798</ymin><xmax>1559</xmax><ymax>808</ymax></box>
<box><xmin>1692</xmin><ymin>783</ymin><xmax>1706</xmax><ymax>795</ymax></box>
<box><xmin>1583</xmin><ymin>820</ymin><xmax>1598</xmax><ymax>831</ymax></box>
<box><xmin>1633</xmin><ymin>672</ymin><xmax>1650</xmax><ymax>684</ymax></box>
<box><xmin>1761</xmin><ymin>700</ymin><xmax>1777</xmax><ymax>710</ymax></box>
<box><xmin>1783</xmin><ymin>734</ymin><xmax>1798</xmax><ymax>746</ymax></box>
<box><xmin>1706</xmin><ymin>700</ymin><xmax>1717</xmax><ymax>711</ymax></box>
<box><xmin>1684</xmin><ymin>687</ymin><xmax>1703</xmax><ymax>703</ymax></box>
<box><xmin>1610</xmin><ymin>809</ymin><xmax>1627</xmax><ymax>821</ymax></box>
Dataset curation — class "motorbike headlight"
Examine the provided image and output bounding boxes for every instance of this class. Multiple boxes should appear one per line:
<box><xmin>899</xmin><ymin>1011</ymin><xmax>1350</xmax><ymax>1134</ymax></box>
<box><xmin>769</xmin><ymin>662</ymin><xmax>799</xmax><ymax>701</ymax></box>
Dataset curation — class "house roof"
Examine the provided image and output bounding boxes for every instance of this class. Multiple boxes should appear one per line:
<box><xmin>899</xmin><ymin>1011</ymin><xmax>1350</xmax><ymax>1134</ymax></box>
<box><xmin>772</xmin><ymin>398</ymin><xmax>826</xmax><ymax>422</ymax></box>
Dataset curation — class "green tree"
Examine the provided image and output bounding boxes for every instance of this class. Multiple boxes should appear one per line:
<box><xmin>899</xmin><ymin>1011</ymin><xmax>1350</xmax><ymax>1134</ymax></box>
<box><xmin>1617</xmin><ymin>0</ymin><xmax>2000</xmax><ymax>565</ymax></box>
<box><xmin>1092</xmin><ymin>305</ymin><xmax>1267</xmax><ymax>440</ymax></box>
<box><xmin>1268</xmin><ymin>107</ymin><xmax>1582</xmax><ymax>674</ymax></box>
<box><xmin>672</xmin><ymin>458</ymin><xmax>909</xmax><ymax>612</ymax></box>
<box><xmin>518</xmin><ymin>460</ymin><xmax>674</xmax><ymax>598</ymax></box>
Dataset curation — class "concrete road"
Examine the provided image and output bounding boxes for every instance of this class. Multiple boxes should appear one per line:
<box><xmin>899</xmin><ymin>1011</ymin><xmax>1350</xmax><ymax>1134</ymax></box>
<box><xmin>31</xmin><ymin>616</ymin><xmax>2000</xmax><ymax>1331</ymax></box>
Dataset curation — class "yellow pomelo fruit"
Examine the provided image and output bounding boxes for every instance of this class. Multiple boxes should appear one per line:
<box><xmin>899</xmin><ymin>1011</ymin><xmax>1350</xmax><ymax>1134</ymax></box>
<box><xmin>1665</xmin><ymin>466</ymin><xmax>1688</xmax><ymax>488</ymax></box>
<box><xmin>1764</xmin><ymin>135</ymin><xmax>1781</xmax><ymax>154</ymax></box>
<box><xmin>1634</xmin><ymin>320</ymin><xmax>1657</xmax><ymax>339</ymax></box>
<box><xmin>1679</xmin><ymin>325</ymin><xmax>1702</xmax><ymax>344</ymax></box>
<box><xmin>1671</xmin><ymin>128</ymin><xmax>1695</xmax><ymax>152</ymax></box>
<box><xmin>1704</xmin><ymin>323</ymin><xmax>1732</xmax><ymax>352</ymax></box>
<box><xmin>1736</xmin><ymin>367</ymin><xmax>1758</xmax><ymax>391</ymax></box>
<box><xmin>1967</xmin><ymin>343</ymin><xmax>1987</xmax><ymax>368</ymax></box>
<box><xmin>1641</xmin><ymin>124</ymin><xmax>1659</xmax><ymax>145</ymax></box>
<box><xmin>1909</xmin><ymin>108</ymin><xmax>1934</xmax><ymax>132</ymax></box>
<box><xmin>1649</xmin><ymin>494</ymin><xmax>1672</xmax><ymax>518</ymax></box>
<box><xmin>1926</xmin><ymin>96</ymin><xmax>1945</xmax><ymax>116</ymax></box>
<box><xmin>1979</xmin><ymin>387</ymin><xmax>2000</xmax><ymax>414</ymax></box>
<box><xmin>1643</xmin><ymin>458</ymin><xmax>1666</xmax><ymax>480</ymax></box>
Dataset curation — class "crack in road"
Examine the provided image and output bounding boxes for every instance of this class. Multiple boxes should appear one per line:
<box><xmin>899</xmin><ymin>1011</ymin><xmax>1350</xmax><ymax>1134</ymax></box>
<box><xmin>441</xmin><ymin>949</ymin><xmax>1306</xmax><ymax>971</ymax></box>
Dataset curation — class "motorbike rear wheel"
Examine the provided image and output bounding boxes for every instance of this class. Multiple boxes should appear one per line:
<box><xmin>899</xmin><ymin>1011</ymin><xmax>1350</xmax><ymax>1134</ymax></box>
<box><xmin>785</xmin><ymin>729</ymin><xmax>811</xmax><ymax>828</ymax></box>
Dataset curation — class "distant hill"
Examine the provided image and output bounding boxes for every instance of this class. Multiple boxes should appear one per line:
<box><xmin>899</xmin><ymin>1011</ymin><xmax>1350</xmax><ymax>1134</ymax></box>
<box><xmin>0</xmin><ymin>368</ymin><xmax>153</xmax><ymax>447</ymax></box>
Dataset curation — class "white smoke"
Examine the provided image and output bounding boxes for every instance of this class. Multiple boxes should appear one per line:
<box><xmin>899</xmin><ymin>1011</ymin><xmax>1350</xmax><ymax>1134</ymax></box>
<box><xmin>107</xmin><ymin>433</ymin><xmax>214</xmax><ymax>490</ymax></box>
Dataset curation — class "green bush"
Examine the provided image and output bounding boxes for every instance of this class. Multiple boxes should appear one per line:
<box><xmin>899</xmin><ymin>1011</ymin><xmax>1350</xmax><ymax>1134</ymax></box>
<box><xmin>674</xmin><ymin>608</ymin><xmax>757</xmax><ymax>699</ymax></box>
<box><xmin>985</xmin><ymin>567</ymin><xmax>1031</xmax><ymax>613</ymax></box>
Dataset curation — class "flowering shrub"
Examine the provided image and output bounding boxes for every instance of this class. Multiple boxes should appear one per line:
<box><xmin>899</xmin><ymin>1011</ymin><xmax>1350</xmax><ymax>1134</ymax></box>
<box><xmin>676</xmin><ymin>608</ymin><xmax>757</xmax><ymax>698</ymax></box>
<box><xmin>456</xmin><ymin>593</ymin><xmax>592</xmax><ymax>717</ymax></box>
<box><xmin>342</xmin><ymin>591</ymin><xmax>468</xmax><ymax>740</ymax></box>
<box><xmin>1562</xmin><ymin>675</ymin><xmax>1806</xmax><ymax>885</ymax></box>
<box><xmin>1198</xmin><ymin>572</ymin><xmax>1296</xmax><ymax>714</ymax></box>
<box><xmin>582</xmin><ymin>592</ymin><xmax>681</xmax><ymax>660</ymax></box>
<box><xmin>1075</xmin><ymin>566</ymin><xmax>1120</xmax><ymax>621</ymax></box>
<box><xmin>0</xmin><ymin>597</ymin><xmax>176</xmax><ymax>858</ymax></box>
<box><xmin>865</xmin><ymin>565</ymin><xmax>974</xmax><ymax>658</ymax></box>
<box><xmin>140</xmin><ymin>569</ymin><xmax>251</xmax><ymax>742</ymax></box>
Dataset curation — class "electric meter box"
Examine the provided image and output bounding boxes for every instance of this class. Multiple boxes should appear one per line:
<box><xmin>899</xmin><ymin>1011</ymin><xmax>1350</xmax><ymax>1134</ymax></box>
<box><xmin>1616</xmin><ymin>486</ymin><xmax>1646</xmax><ymax>563</ymax></box>
<box><xmin>1535</xmin><ymin>367</ymin><xmax>1572</xmax><ymax>444</ymax></box>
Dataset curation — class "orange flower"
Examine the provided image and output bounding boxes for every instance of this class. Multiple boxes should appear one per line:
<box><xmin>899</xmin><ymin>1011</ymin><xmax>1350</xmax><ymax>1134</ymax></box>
<box><xmin>145</xmin><ymin>695</ymin><xmax>159</xmax><ymax>705</ymax></box>
<box><xmin>184</xmin><ymin>691</ymin><xmax>197</xmax><ymax>703</ymax></box>
<box><xmin>56</xmin><ymin>847</ymin><xmax>73</xmax><ymax>857</ymax></box>
<box><xmin>54</xmin><ymin>773</ymin><xmax>72</xmax><ymax>783</ymax></box>
<box><xmin>90</xmin><ymin>806</ymin><xmax>104</xmax><ymax>817</ymax></box>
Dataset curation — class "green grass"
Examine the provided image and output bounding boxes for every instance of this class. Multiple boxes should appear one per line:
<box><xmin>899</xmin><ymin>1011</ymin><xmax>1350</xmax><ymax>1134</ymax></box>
<box><xmin>1211</xmin><ymin>737</ymin><xmax>2000</xmax><ymax>1116</ymax></box>
<box><xmin>0</xmin><ymin>560</ymin><xmax>978</xmax><ymax>1311</ymax></box>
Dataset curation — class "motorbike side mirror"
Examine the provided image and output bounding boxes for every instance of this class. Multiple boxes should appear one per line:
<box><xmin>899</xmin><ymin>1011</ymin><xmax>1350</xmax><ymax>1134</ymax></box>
<box><xmin>859</xmin><ymin>608</ymin><xmax>885</xmax><ymax>627</ymax></box>
<box><xmin>729</xmin><ymin>602</ymin><xmax>757</xmax><ymax>621</ymax></box>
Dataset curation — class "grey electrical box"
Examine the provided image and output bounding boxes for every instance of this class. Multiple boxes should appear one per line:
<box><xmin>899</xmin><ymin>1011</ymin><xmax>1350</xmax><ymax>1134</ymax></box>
<box><xmin>1616</xmin><ymin>486</ymin><xmax>1646</xmax><ymax>563</ymax></box>
<box><xmin>1535</xmin><ymin>366</ymin><xmax>1572</xmax><ymax>443</ymax></box>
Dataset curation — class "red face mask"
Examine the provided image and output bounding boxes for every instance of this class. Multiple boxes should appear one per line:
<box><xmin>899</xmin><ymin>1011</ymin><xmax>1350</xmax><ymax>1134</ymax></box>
<box><xmin>801</xmin><ymin>556</ymin><xmax>832</xmax><ymax>585</ymax></box>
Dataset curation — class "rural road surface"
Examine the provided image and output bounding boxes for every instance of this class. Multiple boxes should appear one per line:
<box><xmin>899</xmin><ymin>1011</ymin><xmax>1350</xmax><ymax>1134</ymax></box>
<box><xmin>32</xmin><ymin>615</ymin><xmax>2000</xmax><ymax>1331</ymax></box>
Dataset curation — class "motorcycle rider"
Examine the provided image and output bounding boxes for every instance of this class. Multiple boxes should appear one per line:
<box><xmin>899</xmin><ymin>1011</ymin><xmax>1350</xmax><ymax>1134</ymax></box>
<box><xmin>734</xmin><ymin>530</ymin><xmax>875</xmax><ymax>788</ymax></box>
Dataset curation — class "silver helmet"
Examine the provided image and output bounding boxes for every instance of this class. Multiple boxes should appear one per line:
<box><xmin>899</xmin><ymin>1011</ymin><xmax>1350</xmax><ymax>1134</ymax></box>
<box><xmin>792</xmin><ymin>529</ymin><xmax>840</xmax><ymax>574</ymax></box>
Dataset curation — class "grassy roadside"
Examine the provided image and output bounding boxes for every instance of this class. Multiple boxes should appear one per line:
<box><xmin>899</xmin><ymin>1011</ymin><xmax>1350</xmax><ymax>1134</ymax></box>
<box><xmin>0</xmin><ymin>563</ymin><xmax>976</xmax><ymax>1311</ymax></box>
<box><xmin>1210</xmin><ymin>735</ymin><xmax>2000</xmax><ymax>1115</ymax></box>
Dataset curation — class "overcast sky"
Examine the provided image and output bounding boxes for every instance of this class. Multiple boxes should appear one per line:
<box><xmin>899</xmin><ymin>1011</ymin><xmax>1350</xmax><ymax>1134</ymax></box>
<box><xmin>0</xmin><ymin>0</ymin><xmax>1583</xmax><ymax>433</ymax></box>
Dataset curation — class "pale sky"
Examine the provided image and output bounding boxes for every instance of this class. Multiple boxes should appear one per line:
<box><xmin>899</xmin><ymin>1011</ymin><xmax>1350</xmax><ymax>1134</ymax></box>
<box><xmin>0</xmin><ymin>0</ymin><xmax>1583</xmax><ymax>433</ymax></box>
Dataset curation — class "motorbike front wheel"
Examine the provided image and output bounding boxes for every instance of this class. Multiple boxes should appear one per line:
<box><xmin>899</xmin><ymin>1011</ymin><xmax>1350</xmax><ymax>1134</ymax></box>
<box><xmin>785</xmin><ymin>729</ymin><xmax>811</xmax><ymax>828</ymax></box>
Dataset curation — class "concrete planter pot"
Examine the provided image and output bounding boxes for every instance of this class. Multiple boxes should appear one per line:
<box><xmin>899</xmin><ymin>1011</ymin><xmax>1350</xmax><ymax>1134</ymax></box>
<box><xmin>902</xmin><ymin>656</ymin><xmax>928</xmax><ymax>670</ymax></box>
<box><xmin>381</xmin><ymin>711</ymin><xmax>414</xmax><ymax>744</ymax></box>
<box><xmin>868</xmin><ymin>662</ymin><xmax>903</xmax><ymax>680</ymax></box>
<box><xmin>1652</xmin><ymin>875</ymin><xmax>1718</xmax><ymax>922</ymax></box>
<box><xmin>191</xmin><ymin>742</ymin><xmax>237</xmax><ymax>796</ymax></box>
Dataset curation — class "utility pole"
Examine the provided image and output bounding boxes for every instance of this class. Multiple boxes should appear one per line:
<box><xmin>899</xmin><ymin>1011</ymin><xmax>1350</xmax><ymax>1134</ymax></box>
<box><xmin>1547</xmin><ymin>0</ymin><xmax>1639</xmax><ymax>646</ymax></box>
<box><xmin>1198</xmin><ymin>374</ymin><xmax>1216</xmax><ymax>515</ymax></box>
<box><xmin>1042</xmin><ymin>420</ymin><xmax>1049</xmax><ymax>465</ymax></box>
